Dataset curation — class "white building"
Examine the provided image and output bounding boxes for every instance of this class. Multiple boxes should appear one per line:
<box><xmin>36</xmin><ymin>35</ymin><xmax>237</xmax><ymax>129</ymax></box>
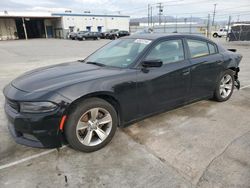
<box><xmin>0</xmin><ymin>11</ymin><xmax>130</xmax><ymax>40</ymax></box>
<box><xmin>53</xmin><ymin>13</ymin><xmax>129</xmax><ymax>33</ymax></box>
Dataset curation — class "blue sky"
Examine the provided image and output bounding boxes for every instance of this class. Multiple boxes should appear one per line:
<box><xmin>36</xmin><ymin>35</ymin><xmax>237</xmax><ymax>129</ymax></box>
<box><xmin>1</xmin><ymin>0</ymin><xmax>250</xmax><ymax>21</ymax></box>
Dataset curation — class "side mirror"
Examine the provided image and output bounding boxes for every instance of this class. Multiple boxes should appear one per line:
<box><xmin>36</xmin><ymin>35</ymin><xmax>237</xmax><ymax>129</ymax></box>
<box><xmin>228</xmin><ymin>49</ymin><xmax>237</xmax><ymax>52</ymax></box>
<box><xmin>141</xmin><ymin>59</ymin><xmax>163</xmax><ymax>68</ymax></box>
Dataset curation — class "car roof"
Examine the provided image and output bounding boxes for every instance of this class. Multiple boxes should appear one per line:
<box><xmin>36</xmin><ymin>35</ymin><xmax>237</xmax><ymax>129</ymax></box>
<box><xmin>124</xmin><ymin>33</ymin><xmax>213</xmax><ymax>42</ymax></box>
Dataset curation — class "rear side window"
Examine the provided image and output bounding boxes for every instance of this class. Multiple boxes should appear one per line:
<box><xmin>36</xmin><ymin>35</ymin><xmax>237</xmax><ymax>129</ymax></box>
<box><xmin>208</xmin><ymin>43</ymin><xmax>217</xmax><ymax>54</ymax></box>
<box><xmin>187</xmin><ymin>39</ymin><xmax>209</xmax><ymax>58</ymax></box>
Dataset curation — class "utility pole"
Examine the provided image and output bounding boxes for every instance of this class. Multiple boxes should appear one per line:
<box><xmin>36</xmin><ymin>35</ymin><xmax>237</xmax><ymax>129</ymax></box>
<box><xmin>207</xmin><ymin>14</ymin><xmax>210</xmax><ymax>38</ymax></box>
<box><xmin>164</xmin><ymin>16</ymin><xmax>166</xmax><ymax>33</ymax></box>
<box><xmin>237</xmin><ymin>15</ymin><xmax>240</xmax><ymax>22</ymax></box>
<box><xmin>189</xmin><ymin>15</ymin><xmax>192</xmax><ymax>34</ymax></box>
<box><xmin>150</xmin><ymin>6</ymin><xmax>153</xmax><ymax>27</ymax></box>
<box><xmin>148</xmin><ymin>4</ymin><xmax>150</xmax><ymax>26</ymax></box>
<box><xmin>226</xmin><ymin>15</ymin><xmax>231</xmax><ymax>41</ymax></box>
<box><xmin>157</xmin><ymin>3</ymin><xmax>163</xmax><ymax>25</ymax></box>
<box><xmin>212</xmin><ymin>3</ymin><xmax>217</xmax><ymax>26</ymax></box>
<box><xmin>175</xmin><ymin>16</ymin><xmax>178</xmax><ymax>33</ymax></box>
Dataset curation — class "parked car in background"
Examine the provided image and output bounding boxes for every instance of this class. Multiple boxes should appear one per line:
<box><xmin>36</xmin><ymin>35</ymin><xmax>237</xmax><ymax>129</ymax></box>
<box><xmin>212</xmin><ymin>27</ymin><xmax>229</xmax><ymax>38</ymax></box>
<box><xmin>132</xmin><ymin>28</ymin><xmax>154</xmax><ymax>35</ymax></box>
<box><xmin>68</xmin><ymin>32</ymin><xmax>77</xmax><ymax>40</ymax></box>
<box><xmin>77</xmin><ymin>32</ymin><xmax>102</xmax><ymax>40</ymax></box>
<box><xmin>101</xmin><ymin>29</ymin><xmax>119</xmax><ymax>39</ymax></box>
<box><xmin>108</xmin><ymin>30</ymin><xmax>130</xmax><ymax>39</ymax></box>
<box><xmin>3</xmin><ymin>34</ymin><xmax>242</xmax><ymax>152</ymax></box>
<box><xmin>69</xmin><ymin>31</ymin><xmax>88</xmax><ymax>40</ymax></box>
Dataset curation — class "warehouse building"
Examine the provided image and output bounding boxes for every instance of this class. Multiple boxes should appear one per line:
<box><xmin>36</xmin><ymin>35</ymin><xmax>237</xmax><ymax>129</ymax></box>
<box><xmin>0</xmin><ymin>11</ymin><xmax>130</xmax><ymax>40</ymax></box>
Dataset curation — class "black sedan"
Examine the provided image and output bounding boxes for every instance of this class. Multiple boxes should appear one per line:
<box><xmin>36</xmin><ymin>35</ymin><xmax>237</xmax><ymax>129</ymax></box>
<box><xmin>108</xmin><ymin>30</ymin><xmax>130</xmax><ymax>39</ymax></box>
<box><xmin>77</xmin><ymin>31</ymin><xmax>101</xmax><ymax>40</ymax></box>
<box><xmin>3</xmin><ymin>34</ymin><xmax>242</xmax><ymax>152</ymax></box>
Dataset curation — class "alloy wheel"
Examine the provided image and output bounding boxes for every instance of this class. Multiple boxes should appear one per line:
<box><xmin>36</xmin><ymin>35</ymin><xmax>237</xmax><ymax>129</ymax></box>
<box><xmin>219</xmin><ymin>74</ymin><xmax>233</xmax><ymax>98</ymax></box>
<box><xmin>76</xmin><ymin>107</ymin><xmax>112</xmax><ymax>146</ymax></box>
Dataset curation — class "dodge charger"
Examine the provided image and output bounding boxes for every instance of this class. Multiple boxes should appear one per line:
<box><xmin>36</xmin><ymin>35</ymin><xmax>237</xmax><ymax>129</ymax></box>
<box><xmin>3</xmin><ymin>34</ymin><xmax>242</xmax><ymax>152</ymax></box>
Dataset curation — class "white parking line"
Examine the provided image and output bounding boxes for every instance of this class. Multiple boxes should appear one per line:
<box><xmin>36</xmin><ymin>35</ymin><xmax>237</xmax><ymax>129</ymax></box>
<box><xmin>240</xmin><ymin>84</ymin><xmax>250</xmax><ymax>90</ymax></box>
<box><xmin>0</xmin><ymin>145</ymin><xmax>67</xmax><ymax>171</ymax></box>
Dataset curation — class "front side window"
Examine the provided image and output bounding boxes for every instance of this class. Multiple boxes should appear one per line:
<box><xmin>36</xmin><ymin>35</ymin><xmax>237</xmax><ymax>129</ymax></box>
<box><xmin>145</xmin><ymin>39</ymin><xmax>185</xmax><ymax>64</ymax></box>
<box><xmin>84</xmin><ymin>39</ymin><xmax>151</xmax><ymax>68</ymax></box>
<box><xmin>187</xmin><ymin>39</ymin><xmax>209</xmax><ymax>58</ymax></box>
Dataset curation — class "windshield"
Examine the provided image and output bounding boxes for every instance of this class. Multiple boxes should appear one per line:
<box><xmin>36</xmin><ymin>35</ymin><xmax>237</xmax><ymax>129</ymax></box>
<box><xmin>84</xmin><ymin>38</ymin><xmax>151</xmax><ymax>68</ymax></box>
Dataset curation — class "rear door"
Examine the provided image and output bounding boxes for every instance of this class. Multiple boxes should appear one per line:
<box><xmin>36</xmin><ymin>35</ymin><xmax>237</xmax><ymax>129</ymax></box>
<box><xmin>185</xmin><ymin>37</ymin><xmax>224</xmax><ymax>100</ymax></box>
<box><xmin>136</xmin><ymin>38</ymin><xmax>191</xmax><ymax>115</ymax></box>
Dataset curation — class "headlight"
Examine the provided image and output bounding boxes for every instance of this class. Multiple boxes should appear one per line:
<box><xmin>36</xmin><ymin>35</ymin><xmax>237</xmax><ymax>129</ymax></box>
<box><xmin>20</xmin><ymin>102</ymin><xmax>58</xmax><ymax>113</ymax></box>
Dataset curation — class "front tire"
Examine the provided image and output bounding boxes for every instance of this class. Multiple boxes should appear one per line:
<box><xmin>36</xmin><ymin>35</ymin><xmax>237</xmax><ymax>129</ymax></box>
<box><xmin>214</xmin><ymin>70</ymin><xmax>235</xmax><ymax>102</ymax></box>
<box><xmin>213</xmin><ymin>33</ymin><xmax>218</xmax><ymax>38</ymax></box>
<box><xmin>65</xmin><ymin>98</ymin><xmax>118</xmax><ymax>152</ymax></box>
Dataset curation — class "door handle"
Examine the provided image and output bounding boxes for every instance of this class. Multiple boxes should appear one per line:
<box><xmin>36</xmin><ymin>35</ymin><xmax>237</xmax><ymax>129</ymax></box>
<box><xmin>182</xmin><ymin>69</ymin><xmax>190</xmax><ymax>76</ymax></box>
<box><xmin>216</xmin><ymin>61</ymin><xmax>223</xmax><ymax>65</ymax></box>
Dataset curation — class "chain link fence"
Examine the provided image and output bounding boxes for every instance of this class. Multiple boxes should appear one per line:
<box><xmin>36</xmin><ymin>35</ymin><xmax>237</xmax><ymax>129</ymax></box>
<box><xmin>130</xmin><ymin>23</ymin><xmax>219</xmax><ymax>38</ymax></box>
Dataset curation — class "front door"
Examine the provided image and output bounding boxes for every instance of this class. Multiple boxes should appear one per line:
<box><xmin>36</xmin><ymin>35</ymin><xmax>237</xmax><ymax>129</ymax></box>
<box><xmin>137</xmin><ymin>38</ymin><xmax>191</xmax><ymax>115</ymax></box>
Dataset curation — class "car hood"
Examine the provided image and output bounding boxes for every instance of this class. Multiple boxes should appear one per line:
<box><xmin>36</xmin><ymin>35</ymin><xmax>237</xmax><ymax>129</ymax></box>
<box><xmin>11</xmin><ymin>61</ymin><xmax>122</xmax><ymax>92</ymax></box>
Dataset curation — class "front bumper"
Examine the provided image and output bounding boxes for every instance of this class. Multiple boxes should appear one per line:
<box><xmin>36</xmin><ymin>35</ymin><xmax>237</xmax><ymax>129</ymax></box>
<box><xmin>3</xmin><ymin>84</ymin><xmax>70</xmax><ymax>148</ymax></box>
<box><xmin>5</xmin><ymin>102</ymin><xmax>63</xmax><ymax>148</ymax></box>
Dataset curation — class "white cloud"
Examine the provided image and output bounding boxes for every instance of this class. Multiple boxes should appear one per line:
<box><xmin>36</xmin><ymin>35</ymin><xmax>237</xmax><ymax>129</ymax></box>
<box><xmin>10</xmin><ymin>0</ymin><xmax>56</xmax><ymax>6</ymax></box>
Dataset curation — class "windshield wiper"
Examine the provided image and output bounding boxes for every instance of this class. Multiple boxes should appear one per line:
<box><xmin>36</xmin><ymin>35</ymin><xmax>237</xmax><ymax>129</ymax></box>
<box><xmin>86</xmin><ymin>61</ymin><xmax>106</xmax><ymax>67</ymax></box>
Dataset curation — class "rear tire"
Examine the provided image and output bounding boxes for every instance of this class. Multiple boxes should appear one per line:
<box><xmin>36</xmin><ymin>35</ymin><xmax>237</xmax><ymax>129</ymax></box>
<box><xmin>214</xmin><ymin>70</ymin><xmax>235</xmax><ymax>102</ymax></box>
<box><xmin>65</xmin><ymin>98</ymin><xmax>118</xmax><ymax>152</ymax></box>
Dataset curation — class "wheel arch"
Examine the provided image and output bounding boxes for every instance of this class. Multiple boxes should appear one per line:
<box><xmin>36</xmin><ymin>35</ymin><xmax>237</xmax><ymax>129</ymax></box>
<box><xmin>64</xmin><ymin>91</ymin><xmax>122</xmax><ymax>127</ymax></box>
<box><xmin>228</xmin><ymin>66</ymin><xmax>240</xmax><ymax>81</ymax></box>
<box><xmin>228</xmin><ymin>67</ymin><xmax>239</xmax><ymax>73</ymax></box>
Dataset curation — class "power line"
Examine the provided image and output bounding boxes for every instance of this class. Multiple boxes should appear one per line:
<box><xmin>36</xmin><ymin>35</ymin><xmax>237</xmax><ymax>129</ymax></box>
<box><xmin>150</xmin><ymin>0</ymin><xmax>182</xmax><ymax>6</ymax></box>
<box><xmin>108</xmin><ymin>2</ymin><xmax>250</xmax><ymax>17</ymax></box>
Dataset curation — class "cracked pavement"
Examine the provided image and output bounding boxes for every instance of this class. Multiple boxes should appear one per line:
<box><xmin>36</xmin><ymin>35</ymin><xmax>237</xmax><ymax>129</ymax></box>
<box><xmin>0</xmin><ymin>38</ymin><xmax>250</xmax><ymax>188</ymax></box>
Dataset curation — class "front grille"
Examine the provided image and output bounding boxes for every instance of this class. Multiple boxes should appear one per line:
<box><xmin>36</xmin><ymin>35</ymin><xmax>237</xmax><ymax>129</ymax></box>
<box><xmin>6</xmin><ymin>98</ymin><xmax>20</xmax><ymax>112</ymax></box>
